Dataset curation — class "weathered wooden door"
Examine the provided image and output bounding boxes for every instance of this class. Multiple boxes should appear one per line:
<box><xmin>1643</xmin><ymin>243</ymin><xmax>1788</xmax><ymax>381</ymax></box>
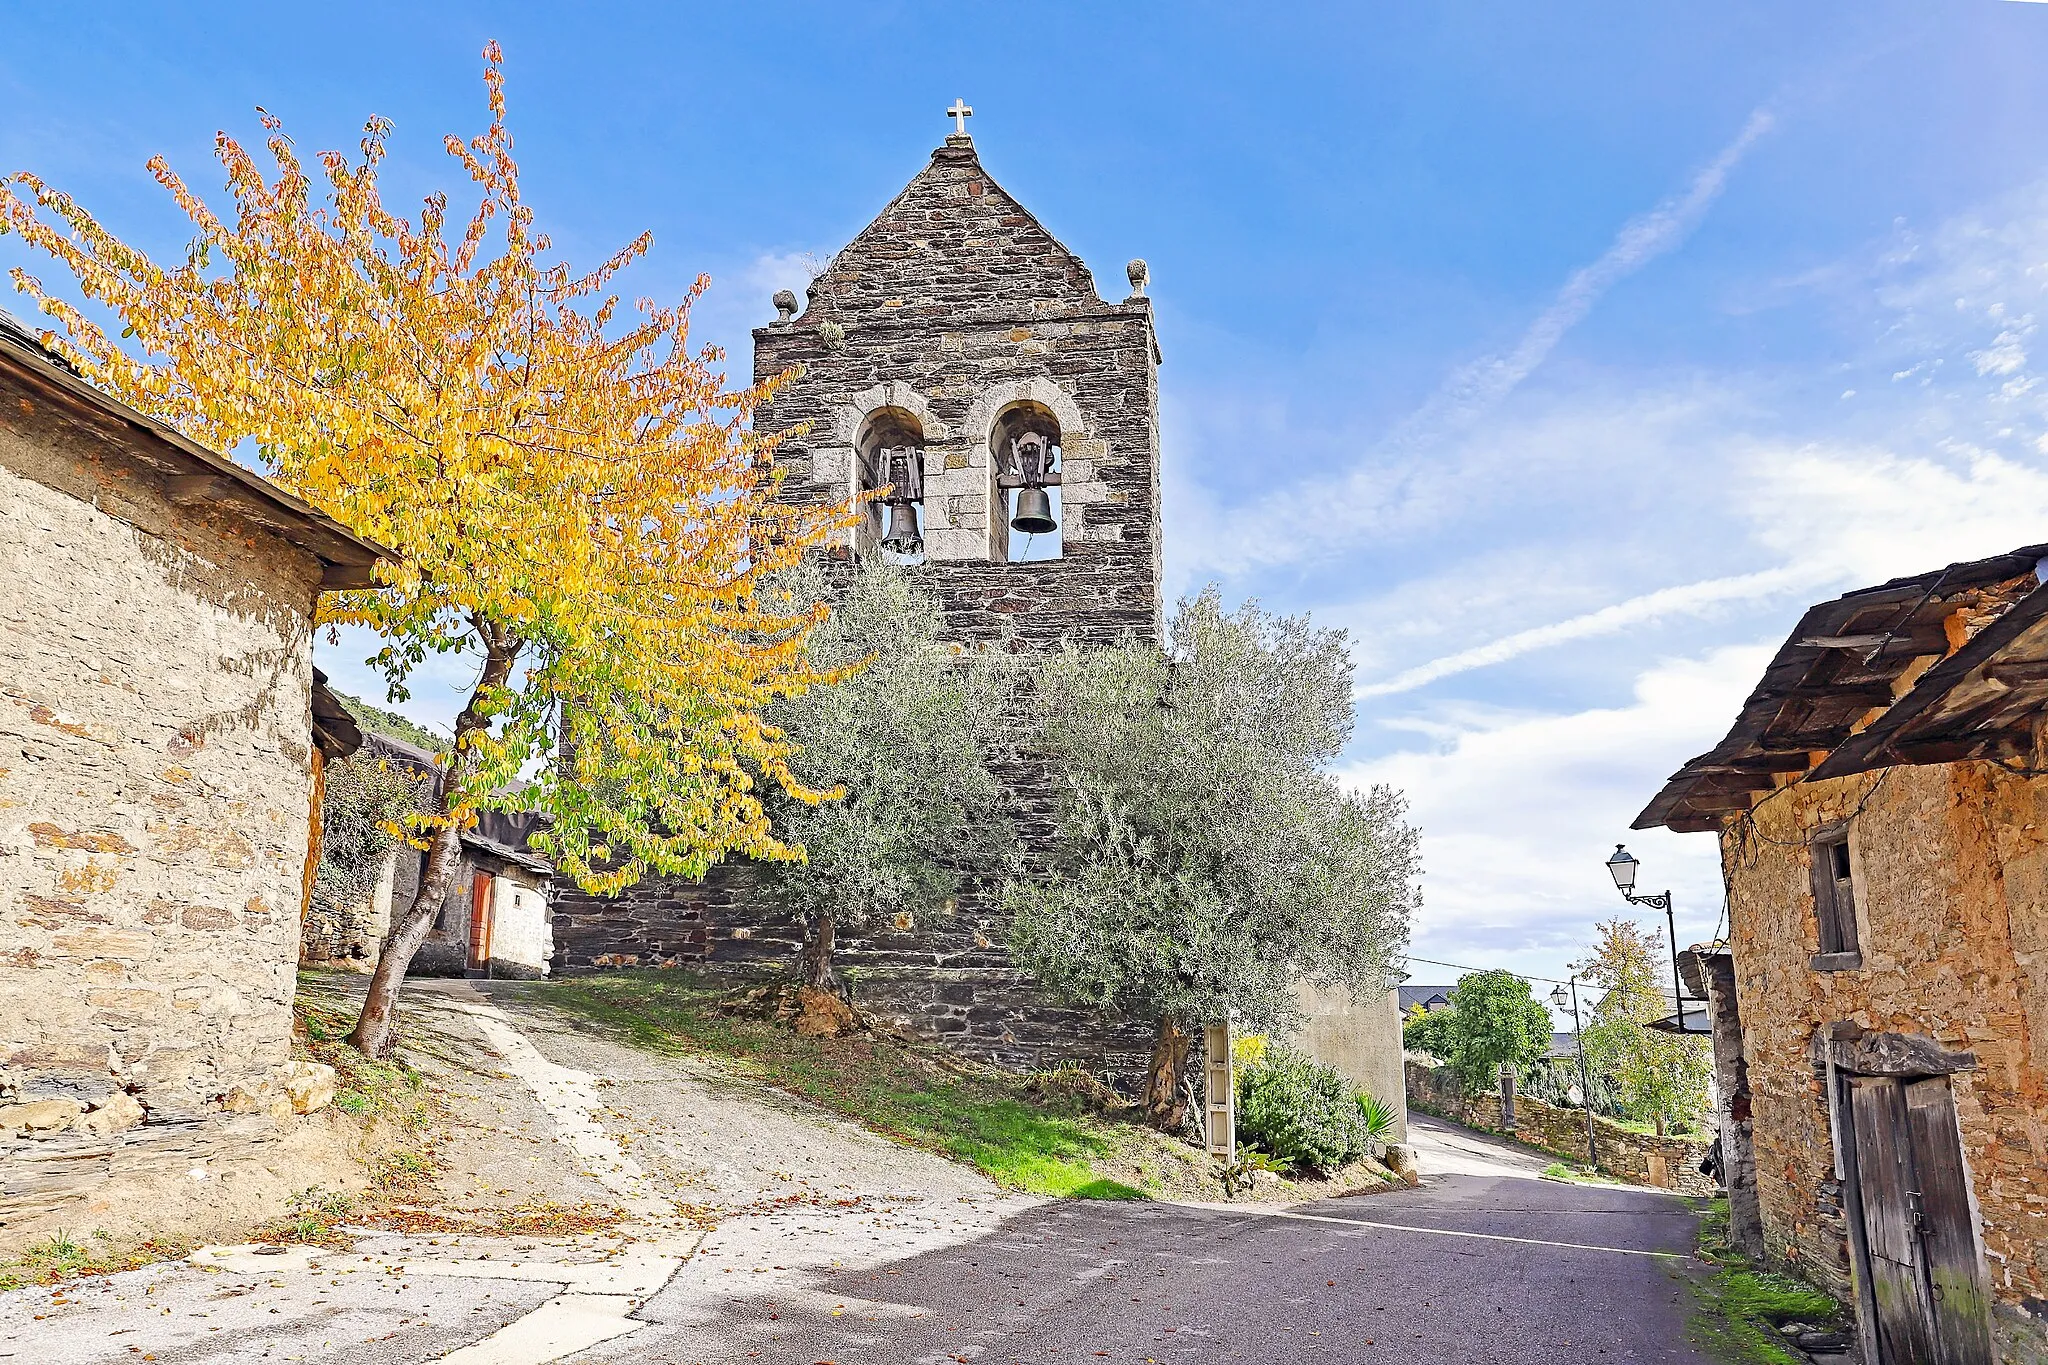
<box><xmin>466</xmin><ymin>871</ymin><xmax>494</xmax><ymax>974</ymax></box>
<box><xmin>1846</xmin><ymin>1074</ymin><xmax>1992</xmax><ymax>1365</ymax></box>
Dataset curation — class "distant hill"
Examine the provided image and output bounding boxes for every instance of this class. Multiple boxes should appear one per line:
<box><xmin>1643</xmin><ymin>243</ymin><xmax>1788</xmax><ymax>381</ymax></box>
<box><xmin>332</xmin><ymin>689</ymin><xmax>448</xmax><ymax>755</ymax></box>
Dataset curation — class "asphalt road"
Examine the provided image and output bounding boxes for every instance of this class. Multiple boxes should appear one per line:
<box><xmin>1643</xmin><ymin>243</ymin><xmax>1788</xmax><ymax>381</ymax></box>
<box><xmin>616</xmin><ymin>1133</ymin><xmax>1712</xmax><ymax>1365</ymax></box>
<box><xmin>0</xmin><ymin>986</ymin><xmax>1714</xmax><ymax>1365</ymax></box>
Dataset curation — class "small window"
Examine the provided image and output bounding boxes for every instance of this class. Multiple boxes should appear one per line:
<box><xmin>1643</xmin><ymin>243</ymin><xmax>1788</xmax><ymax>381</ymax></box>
<box><xmin>1810</xmin><ymin>826</ymin><xmax>1860</xmax><ymax>965</ymax></box>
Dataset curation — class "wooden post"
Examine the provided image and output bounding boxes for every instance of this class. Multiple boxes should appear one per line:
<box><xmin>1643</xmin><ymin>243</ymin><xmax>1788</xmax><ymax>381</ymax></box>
<box><xmin>1203</xmin><ymin>1021</ymin><xmax>1234</xmax><ymax>1161</ymax></box>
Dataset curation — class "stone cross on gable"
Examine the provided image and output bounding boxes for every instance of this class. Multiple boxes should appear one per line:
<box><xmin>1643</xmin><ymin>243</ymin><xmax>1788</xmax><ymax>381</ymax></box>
<box><xmin>947</xmin><ymin>99</ymin><xmax>973</xmax><ymax>136</ymax></box>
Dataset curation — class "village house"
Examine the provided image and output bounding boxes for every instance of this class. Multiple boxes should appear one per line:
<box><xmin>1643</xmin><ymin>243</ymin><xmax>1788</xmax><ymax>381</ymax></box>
<box><xmin>546</xmin><ymin>116</ymin><xmax>1408</xmax><ymax>1121</ymax></box>
<box><xmin>300</xmin><ymin>731</ymin><xmax>556</xmax><ymax>981</ymax></box>
<box><xmin>1637</xmin><ymin>541</ymin><xmax>2048</xmax><ymax>1364</ymax></box>
<box><xmin>0</xmin><ymin>309</ymin><xmax>386</xmax><ymax>1231</ymax></box>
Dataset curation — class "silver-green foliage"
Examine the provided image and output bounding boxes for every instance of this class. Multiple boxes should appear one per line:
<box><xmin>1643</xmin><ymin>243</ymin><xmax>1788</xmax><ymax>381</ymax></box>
<box><xmin>1005</xmin><ymin>588</ymin><xmax>1419</xmax><ymax>1034</ymax></box>
<box><xmin>761</xmin><ymin>559</ymin><xmax>1018</xmax><ymax>964</ymax></box>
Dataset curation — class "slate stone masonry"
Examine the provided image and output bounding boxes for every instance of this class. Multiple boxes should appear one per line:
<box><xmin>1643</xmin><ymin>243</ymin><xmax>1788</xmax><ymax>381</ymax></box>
<box><xmin>549</xmin><ymin>133</ymin><xmax>1165</xmax><ymax>1076</ymax></box>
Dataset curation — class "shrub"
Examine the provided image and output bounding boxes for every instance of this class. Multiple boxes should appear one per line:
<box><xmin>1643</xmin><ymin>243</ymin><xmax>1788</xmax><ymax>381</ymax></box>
<box><xmin>1356</xmin><ymin>1090</ymin><xmax>1398</xmax><ymax>1146</ymax></box>
<box><xmin>1235</xmin><ymin>1043</ymin><xmax>1370</xmax><ymax>1173</ymax></box>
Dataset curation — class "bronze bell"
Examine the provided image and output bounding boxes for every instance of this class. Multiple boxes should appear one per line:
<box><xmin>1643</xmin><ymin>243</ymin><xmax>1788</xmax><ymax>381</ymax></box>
<box><xmin>1011</xmin><ymin>486</ymin><xmax>1056</xmax><ymax>535</ymax></box>
<box><xmin>881</xmin><ymin>498</ymin><xmax>924</xmax><ymax>556</ymax></box>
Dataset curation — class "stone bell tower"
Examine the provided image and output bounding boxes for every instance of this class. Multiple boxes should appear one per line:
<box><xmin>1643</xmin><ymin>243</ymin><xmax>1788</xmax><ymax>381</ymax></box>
<box><xmin>752</xmin><ymin>107</ymin><xmax>1164</xmax><ymax>647</ymax></box>
<box><xmin>551</xmin><ymin>110</ymin><xmax>1166</xmax><ymax>1075</ymax></box>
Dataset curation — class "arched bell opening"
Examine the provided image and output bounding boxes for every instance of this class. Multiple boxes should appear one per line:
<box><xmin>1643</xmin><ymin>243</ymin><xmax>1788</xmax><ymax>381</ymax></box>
<box><xmin>988</xmin><ymin>400</ymin><xmax>1064</xmax><ymax>563</ymax></box>
<box><xmin>857</xmin><ymin>407</ymin><xmax>927</xmax><ymax>563</ymax></box>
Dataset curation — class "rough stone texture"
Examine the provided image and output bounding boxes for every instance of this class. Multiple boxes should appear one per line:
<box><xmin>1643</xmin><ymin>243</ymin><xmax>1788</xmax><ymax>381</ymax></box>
<box><xmin>1720</xmin><ymin>760</ymin><xmax>2048</xmax><ymax>1354</ymax></box>
<box><xmin>0</xmin><ymin>399</ymin><xmax>323</xmax><ymax>1115</ymax></box>
<box><xmin>0</xmin><ymin>378</ymin><xmax>341</xmax><ymax>1223</ymax></box>
<box><xmin>1405</xmin><ymin>1061</ymin><xmax>1715</xmax><ymax>1196</ymax></box>
<box><xmin>550</xmin><ymin>134</ymin><xmax>1167</xmax><ymax>1078</ymax></box>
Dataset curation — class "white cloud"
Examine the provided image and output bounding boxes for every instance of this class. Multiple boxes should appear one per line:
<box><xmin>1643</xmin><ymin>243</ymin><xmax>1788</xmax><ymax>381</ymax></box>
<box><xmin>1347</xmin><ymin>645</ymin><xmax>1771</xmax><ymax>982</ymax></box>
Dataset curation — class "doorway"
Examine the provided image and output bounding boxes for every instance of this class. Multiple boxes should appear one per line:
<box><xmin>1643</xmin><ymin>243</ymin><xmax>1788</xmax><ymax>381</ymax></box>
<box><xmin>1839</xmin><ymin>1071</ymin><xmax>1993</xmax><ymax>1364</ymax></box>
<box><xmin>465</xmin><ymin>870</ymin><xmax>495</xmax><ymax>976</ymax></box>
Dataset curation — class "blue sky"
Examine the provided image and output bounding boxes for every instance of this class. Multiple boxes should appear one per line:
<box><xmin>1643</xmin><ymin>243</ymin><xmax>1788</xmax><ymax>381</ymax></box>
<box><xmin>10</xmin><ymin>3</ymin><xmax>2048</xmax><ymax>1005</ymax></box>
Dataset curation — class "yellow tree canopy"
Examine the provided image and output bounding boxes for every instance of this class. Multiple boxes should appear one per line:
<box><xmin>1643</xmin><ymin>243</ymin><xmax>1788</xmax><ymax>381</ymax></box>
<box><xmin>1</xmin><ymin>44</ymin><xmax>854</xmax><ymax>892</ymax></box>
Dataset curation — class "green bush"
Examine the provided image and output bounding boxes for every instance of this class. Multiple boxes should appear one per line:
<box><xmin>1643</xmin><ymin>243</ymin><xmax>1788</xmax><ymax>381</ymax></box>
<box><xmin>1356</xmin><ymin>1090</ymin><xmax>1398</xmax><ymax>1146</ymax></box>
<box><xmin>1235</xmin><ymin>1043</ymin><xmax>1370</xmax><ymax>1173</ymax></box>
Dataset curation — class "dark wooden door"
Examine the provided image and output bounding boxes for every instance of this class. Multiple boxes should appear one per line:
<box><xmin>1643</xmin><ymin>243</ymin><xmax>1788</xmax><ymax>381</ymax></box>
<box><xmin>1847</xmin><ymin>1074</ymin><xmax>1992</xmax><ymax>1365</ymax></box>
<box><xmin>1903</xmin><ymin>1078</ymin><xmax>1995</xmax><ymax>1365</ymax></box>
<box><xmin>466</xmin><ymin>871</ymin><xmax>494</xmax><ymax>973</ymax></box>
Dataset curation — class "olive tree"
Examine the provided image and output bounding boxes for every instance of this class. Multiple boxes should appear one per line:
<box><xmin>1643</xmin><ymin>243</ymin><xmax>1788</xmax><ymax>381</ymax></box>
<box><xmin>762</xmin><ymin>559</ymin><xmax>1018</xmax><ymax>991</ymax></box>
<box><xmin>1005</xmin><ymin>589</ymin><xmax>1419</xmax><ymax>1129</ymax></box>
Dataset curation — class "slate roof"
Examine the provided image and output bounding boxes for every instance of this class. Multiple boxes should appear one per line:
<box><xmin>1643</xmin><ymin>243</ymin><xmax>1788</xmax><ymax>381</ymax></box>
<box><xmin>0</xmin><ymin>306</ymin><xmax>388</xmax><ymax>589</ymax></box>
<box><xmin>1397</xmin><ymin>986</ymin><xmax>1452</xmax><ymax>1013</ymax></box>
<box><xmin>1637</xmin><ymin>542</ymin><xmax>2048</xmax><ymax>832</ymax></box>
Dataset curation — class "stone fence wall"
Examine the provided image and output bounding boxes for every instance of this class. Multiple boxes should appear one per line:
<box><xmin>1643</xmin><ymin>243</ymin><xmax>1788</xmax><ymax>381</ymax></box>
<box><xmin>1406</xmin><ymin>1061</ymin><xmax>1716</xmax><ymax>1197</ymax></box>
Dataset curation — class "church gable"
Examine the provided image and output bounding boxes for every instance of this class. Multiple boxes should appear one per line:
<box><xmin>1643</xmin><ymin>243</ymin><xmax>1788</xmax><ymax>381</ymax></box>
<box><xmin>801</xmin><ymin>136</ymin><xmax>1106</xmax><ymax>323</ymax></box>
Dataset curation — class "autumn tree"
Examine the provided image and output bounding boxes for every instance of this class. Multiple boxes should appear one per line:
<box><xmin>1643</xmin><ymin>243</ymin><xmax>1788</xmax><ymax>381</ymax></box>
<box><xmin>1576</xmin><ymin>918</ymin><xmax>1712</xmax><ymax>1135</ymax></box>
<box><xmin>1005</xmin><ymin>590</ymin><xmax>1419</xmax><ymax>1130</ymax></box>
<box><xmin>1439</xmin><ymin>970</ymin><xmax>1554</xmax><ymax>1094</ymax></box>
<box><xmin>0</xmin><ymin>45</ymin><xmax>851</xmax><ymax>1054</ymax></box>
<box><xmin>760</xmin><ymin>559</ymin><xmax>1017</xmax><ymax>992</ymax></box>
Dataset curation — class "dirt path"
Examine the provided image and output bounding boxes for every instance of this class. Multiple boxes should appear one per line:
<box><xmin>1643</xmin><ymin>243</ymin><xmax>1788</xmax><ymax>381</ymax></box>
<box><xmin>1</xmin><ymin>977</ymin><xmax>1033</xmax><ymax>1365</ymax></box>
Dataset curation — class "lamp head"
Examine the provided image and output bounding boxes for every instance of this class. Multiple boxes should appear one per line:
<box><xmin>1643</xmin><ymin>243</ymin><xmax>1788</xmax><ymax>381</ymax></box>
<box><xmin>1606</xmin><ymin>843</ymin><xmax>1639</xmax><ymax>894</ymax></box>
<box><xmin>1550</xmin><ymin>983</ymin><xmax>1570</xmax><ymax>1010</ymax></box>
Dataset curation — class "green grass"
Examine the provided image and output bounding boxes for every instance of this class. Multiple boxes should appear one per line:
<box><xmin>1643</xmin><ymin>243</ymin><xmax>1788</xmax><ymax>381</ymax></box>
<box><xmin>1686</xmin><ymin>1198</ymin><xmax>1846</xmax><ymax>1364</ymax></box>
<box><xmin>519</xmin><ymin>972</ymin><xmax>1148</xmax><ymax>1200</ymax></box>
<box><xmin>0</xmin><ymin>1228</ymin><xmax>193</xmax><ymax>1293</ymax></box>
<box><xmin>1541</xmin><ymin>1161</ymin><xmax>1607</xmax><ymax>1185</ymax></box>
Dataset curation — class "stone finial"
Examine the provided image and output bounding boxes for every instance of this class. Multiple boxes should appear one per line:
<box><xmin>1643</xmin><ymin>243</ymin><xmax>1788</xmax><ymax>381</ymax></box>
<box><xmin>1126</xmin><ymin>259</ymin><xmax>1149</xmax><ymax>299</ymax></box>
<box><xmin>772</xmin><ymin>289</ymin><xmax>799</xmax><ymax>322</ymax></box>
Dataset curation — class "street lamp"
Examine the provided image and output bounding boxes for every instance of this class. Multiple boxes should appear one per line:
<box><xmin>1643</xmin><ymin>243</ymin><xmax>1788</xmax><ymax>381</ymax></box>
<box><xmin>1549</xmin><ymin>979</ymin><xmax>1598</xmax><ymax>1165</ymax></box>
<box><xmin>1605</xmin><ymin>844</ymin><xmax>1686</xmax><ymax>1028</ymax></box>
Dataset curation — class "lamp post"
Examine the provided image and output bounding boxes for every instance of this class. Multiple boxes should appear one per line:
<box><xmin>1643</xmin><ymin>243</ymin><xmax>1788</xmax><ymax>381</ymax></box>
<box><xmin>1550</xmin><ymin>979</ymin><xmax>1598</xmax><ymax>1165</ymax></box>
<box><xmin>1605</xmin><ymin>844</ymin><xmax>1686</xmax><ymax>1027</ymax></box>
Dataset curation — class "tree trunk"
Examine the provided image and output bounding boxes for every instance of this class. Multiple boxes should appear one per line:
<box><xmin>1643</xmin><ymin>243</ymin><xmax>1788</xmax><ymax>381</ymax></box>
<box><xmin>346</xmin><ymin>625</ymin><xmax>519</xmax><ymax>1058</ymax></box>
<box><xmin>1144</xmin><ymin>1013</ymin><xmax>1193</xmax><ymax>1131</ymax></box>
<box><xmin>801</xmin><ymin>909</ymin><xmax>837</xmax><ymax>992</ymax></box>
<box><xmin>348</xmin><ymin>821</ymin><xmax>463</xmax><ymax>1056</ymax></box>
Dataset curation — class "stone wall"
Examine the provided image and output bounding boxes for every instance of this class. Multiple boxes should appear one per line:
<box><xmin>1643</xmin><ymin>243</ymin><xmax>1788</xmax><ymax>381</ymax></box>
<box><xmin>1405</xmin><ymin>1061</ymin><xmax>1715</xmax><ymax>1196</ymax></box>
<box><xmin>553</xmin><ymin>858</ymin><xmax>1157</xmax><ymax>1074</ymax></box>
<box><xmin>1297</xmin><ymin>983</ymin><xmax>1408</xmax><ymax>1142</ymax></box>
<box><xmin>1722</xmin><ymin>760</ymin><xmax>2048</xmax><ymax>1344</ymax></box>
<box><xmin>0</xmin><ymin>388</ymin><xmax>329</xmax><ymax>1207</ymax></box>
<box><xmin>551</xmin><ymin>133</ymin><xmax>1171</xmax><ymax>1076</ymax></box>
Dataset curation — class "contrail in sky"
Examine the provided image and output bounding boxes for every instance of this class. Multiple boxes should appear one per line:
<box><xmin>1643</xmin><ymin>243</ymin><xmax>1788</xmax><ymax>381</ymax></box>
<box><xmin>1387</xmin><ymin>108</ymin><xmax>1776</xmax><ymax>448</ymax></box>
<box><xmin>1353</xmin><ymin>564</ymin><xmax>1818</xmax><ymax>699</ymax></box>
<box><xmin>1198</xmin><ymin>107</ymin><xmax>1777</xmax><ymax>576</ymax></box>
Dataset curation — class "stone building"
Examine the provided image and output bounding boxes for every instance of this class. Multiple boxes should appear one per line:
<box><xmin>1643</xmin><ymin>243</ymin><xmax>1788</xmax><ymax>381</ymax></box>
<box><xmin>301</xmin><ymin>732</ymin><xmax>556</xmax><ymax>980</ymax></box>
<box><xmin>551</xmin><ymin>116</ymin><xmax>1406</xmax><ymax>1112</ymax></box>
<box><xmin>0</xmin><ymin>310</ymin><xmax>385</xmax><ymax>1223</ymax></box>
<box><xmin>1637</xmin><ymin>541</ymin><xmax>2048</xmax><ymax>1364</ymax></box>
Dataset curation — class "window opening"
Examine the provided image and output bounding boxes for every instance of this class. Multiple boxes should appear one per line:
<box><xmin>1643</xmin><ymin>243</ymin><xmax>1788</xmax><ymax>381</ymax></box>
<box><xmin>990</xmin><ymin>402</ymin><xmax>1064</xmax><ymax>562</ymax></box>
<box><xmin>1811</xmin><ymin>827</ymin><xmax>1859</xmax><ymax>959</ymax></box>
<box><xmin>856</xmin><ymin>408</ymin><xmax>926</xmax><ymax>563</ymax></box>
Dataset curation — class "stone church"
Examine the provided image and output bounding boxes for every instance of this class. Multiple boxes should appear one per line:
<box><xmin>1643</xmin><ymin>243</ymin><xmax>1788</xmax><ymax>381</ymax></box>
<box><xmin>551</xmin><ymin>114</ymin><xmax>1404</xmax><ymax>1111</ymax></box>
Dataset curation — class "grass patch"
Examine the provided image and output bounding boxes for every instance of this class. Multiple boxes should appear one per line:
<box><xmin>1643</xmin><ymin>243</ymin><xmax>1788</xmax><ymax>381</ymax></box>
<box><xmin>295</xmin><ymin>986</ymin><xmax>435</xmax><ymax>1131</ymax></box>
<box><xmin>1541</xmin><ymin>1161</ymin><xmax>1607</xmax><ymax>1185</ymax></box>
<box><xmin>1687</xmin><ymin>1197</ymin><xmax>1847</xmax><ymax>1363</ymax></box>
<box><xmin>518</xmin><ymin>972</ymin><xmax>1151</xmax><ymax>1200</ymax></box>
<box><xmin>0</xmin><ymin>1229</ymin><xmax>198</xmax><ymax>1293</ymax></box>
